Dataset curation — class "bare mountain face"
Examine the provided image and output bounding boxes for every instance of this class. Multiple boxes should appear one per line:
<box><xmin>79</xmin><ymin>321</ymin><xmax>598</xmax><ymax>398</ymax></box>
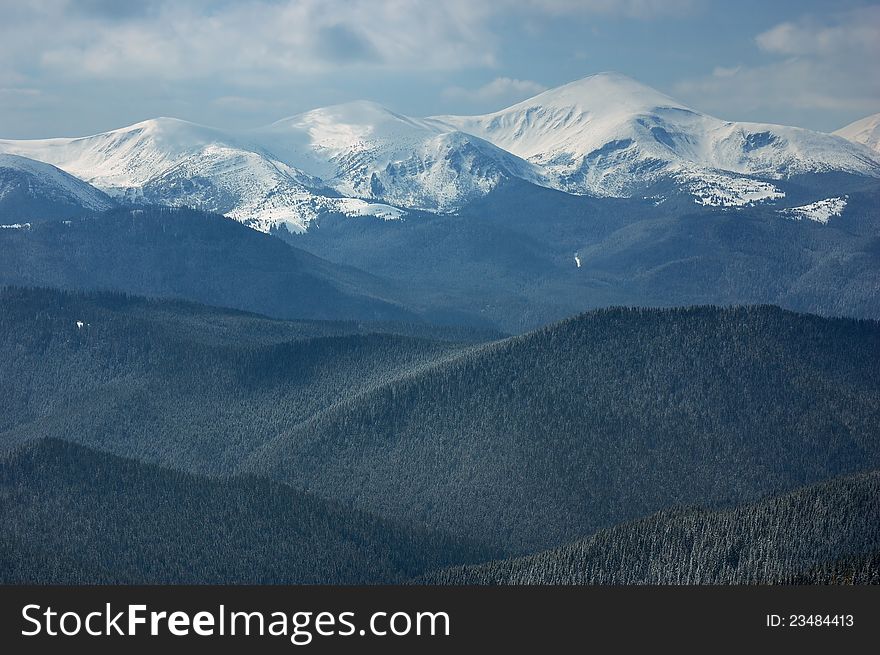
<box><xmin>1</xmin><ymin>73</ymin><xmax>878</xmax><ymax>232</ymax></box>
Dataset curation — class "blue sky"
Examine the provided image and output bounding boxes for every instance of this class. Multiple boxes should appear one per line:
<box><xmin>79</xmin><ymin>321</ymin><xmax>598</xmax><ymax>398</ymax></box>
<box><xmin>1</xmin><ymin>0</ymin><xmax>878</xmax><ymax>138</ymax></box>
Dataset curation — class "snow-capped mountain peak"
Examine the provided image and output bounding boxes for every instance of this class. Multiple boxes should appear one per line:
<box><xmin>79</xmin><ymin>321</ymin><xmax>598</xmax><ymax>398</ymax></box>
<box><xmin>0</xmin><ymin>116</ymin><xmax>243</xmax><ymax>193</ymax></box>
<box><xmin>1</xmin><ymin>73</ymin><xmax>878</xmax><ymax>227</ymax></box>
<box><xmin>834</xmin><ymin>113</ymin><xmax>880</xmax><ymax>154</ymax></box>
<box><xmin>0</xmin><ymin>101</ymin><xmax>542</xmax><ymax>230</ymax></box>
<box><xmin>433</xmin><ymin>72</ymin><xmax>694</xmax><ymax>167</ymax></box>
<box><xmin>434</xmin><ymin>73</ymin><xmax>880</xmax><ymax>203</ymax></box>
<box><xmin>254</xmin><ymin>102</ymin><xmax>544</xmax><ymax>210</ymax></box>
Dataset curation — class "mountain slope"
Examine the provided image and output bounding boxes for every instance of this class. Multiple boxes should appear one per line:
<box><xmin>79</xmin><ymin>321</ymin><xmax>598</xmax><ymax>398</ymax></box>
<box><xmin>255</xmin><ymin>101</ymin><xmax>545</xmax><ymax>211</ymax></box>
<box><xmin>435</xmin><ymin>72</ymin><xmax>880</xmax><ymax>205</ymax></box>
<box><xmin>0</xmin><ymin>206</ymin><xmax>419</xmax><ymax>323</ymax></box>
<box><xmin>0</xmin><ymin>108</ymin><xmax>542</xmax><ymax>231</ymax></box>
<box><xmin>0</xmin><ymin>119</ymin><xmax>356</xmax><ymax>233</ymax></box>
<box><xmin>292</xmin><ymin>181</ymin><xmax>880</xmax><ymax>332</ymax></box>
<box><xmin>834</xmin><ymin>113</ymin><xmax>880</xmax><ymax>154</ymax></box>
<box><xmin>3</xmin><ymin>291</ymin><xmax>879</xmax><ymax>566</ymax></box>
<box><xmin>0</xmin><ymin>438</ymin><xmax>496</xmax><ymax>584</ymax></box>
<box><xmin>248</xmin><ymin>305</ymin><xmax>880</xmax><ymax>552</ymax></box>
<box><xmin>420</xmin><ymin>471</ymin><xmax>880</xmax><ymax>584</ymax></box>
<box><xmin>0</xmin><ymin>153</ymin><xmax>113</xmax><ymax>220</ymax></box>
<box><xmin>0</xmin><ymin>287</ymin><xmax>484</xmax><ymax>471</ymax></box>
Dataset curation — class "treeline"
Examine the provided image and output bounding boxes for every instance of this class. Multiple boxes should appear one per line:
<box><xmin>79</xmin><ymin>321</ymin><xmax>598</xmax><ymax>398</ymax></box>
<box><xmin>418</xmin><ymin>470</ymin><xmax>880</xmax><ymax>584</ymax></box>
<box><xmin>293</xmin><ymin>181</ymin><xmax>880</xmax><ymax>332</ymax></box>
<box><xmin>0</xmin><ymin>439</ymin><xmax>498</xmax><ymax>584</ymax></box>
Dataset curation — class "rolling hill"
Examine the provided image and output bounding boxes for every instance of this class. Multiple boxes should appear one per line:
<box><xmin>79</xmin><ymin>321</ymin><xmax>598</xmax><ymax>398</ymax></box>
<box><xmin>0</xmin><ymin>438</ymin><xmax>496</xmax><ymax>584</ymax></box>
<box><xmin>249</xmin><ymin>304</ymin><xmax>880</xmax><ymax>552</ymax></box>
<box><xmin>0</xmin><ymin>287</ymin><xmax>487</xmax><ymax>471</ymax></box>
<box><xmin>2</xmin><ymin>290</ymin><xmax>878</xmax><ymax>581</ymax></box>
<box><xmin>419</xmin><ymin>470</ymin><xmax>880</xmax><ymax>584</ymax></box>
<box><xmin>0</xmin><ymin>206</ymin><xmax>421</xmax><ymax>323</ymax></box>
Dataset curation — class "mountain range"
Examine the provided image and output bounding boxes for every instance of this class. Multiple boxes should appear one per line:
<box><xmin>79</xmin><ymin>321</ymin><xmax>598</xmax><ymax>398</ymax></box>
<box><xmin>2</xmin><ymin>289</ymin><xmax>878</xmax><ymax>581</ymax></box>
<box><xmin>1</xmin><ymin>74</ymin><xmax>879</xmax><ymax>586</ymax></box>
<box><xmin>1</xmin><ymin>73</ymin><xmax>878</xmax><ymax>332</ymax></box>
<box><xmin>2</xmin><ymin>73</ymin><xmax>878</xmax><ymax>233</ymax></box>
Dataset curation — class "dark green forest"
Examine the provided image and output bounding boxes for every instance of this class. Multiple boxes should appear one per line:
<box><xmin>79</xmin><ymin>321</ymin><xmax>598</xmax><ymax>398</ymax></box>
<box><xmin>418</xmin><ymin>470</ymin><xmax>880</xmax><ymax>584</ymax></box>
<box><xmin>0</xmin><ymin>207</ymin><xmax>418</xmax><ymax>323</ymax></box>
<box><xmin>1</xmin><ymin>288</ymin><xmax>878</xmax><ymax>583</ymax></box>
<box><xmin>0</xmin><ymin>439</ymin><xmax>496</xmax><ymax>584</ymax></box>
<box><xmin>0</xmin><ymin>287</ymin><xmax>488</xmax><ymax>471</ymax></box>
<box><xmin>252</xmin><ymin>303</ymin><xmax>880</xmax><ymax>552</ymax></box>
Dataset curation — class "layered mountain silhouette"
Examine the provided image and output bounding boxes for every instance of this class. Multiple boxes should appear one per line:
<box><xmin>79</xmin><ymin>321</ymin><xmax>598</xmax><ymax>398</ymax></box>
<box><xmin>1</xmin><ymin>72</ymin><xmax>878</xmax><ymax>587</ymax></box>
<box><xmin>3</xmin><ymin>290</ymin><xmax>878</xmax><ymax>561</ymax></box>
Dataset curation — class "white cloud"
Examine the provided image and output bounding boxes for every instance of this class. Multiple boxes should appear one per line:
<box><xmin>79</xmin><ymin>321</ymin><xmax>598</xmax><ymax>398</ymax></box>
<box><xmin>517</xmin><ymin>0</ymin><xmax>696</xmax><ymax>19</ymax></box>
<box><xmin>673</xmin><ymin>6</ymin><xmax>880</xmax><ymax>125</ymax></box>
<box><xmin>756</xmin><ymin>7</ymin><xmax>880</xmax><ymax>57</ymax></box>
<box><xmin>2</xmin><ymin>1</ymin><xmax>500</xmax><ymax>80</ymax></box>
<box><xmin>444</xmin><ymin>77</ymin><xmax>547</xmax><ymax>106</ymax></box>
<box><xmin>211</xmin><ymin>96</ymin><xmax>284</xmax><ymax>114</ymax></box>
<box><xmin>0</xmin><ymin>0</ymin><xmax>701</xmax><ymax>84</ymax></box>
<box><xmin>0</xmin><ymin>88</ymin><xmax>46</xmax><ymax>108</ymax></box>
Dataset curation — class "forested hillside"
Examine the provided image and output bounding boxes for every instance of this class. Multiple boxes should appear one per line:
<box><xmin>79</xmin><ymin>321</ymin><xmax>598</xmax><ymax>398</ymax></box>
<box><xmin>419</xmin><ymin>471</ymin><xmax>880</xmax><ymax>584</ymax></box>
<box><xmin>251</xmin><ymin>305</ymin><xmax>880</xmax><ymax>552</ymax></box>
<box><xmin>0</xmin><ymin>207</ymin><xmax>418</xmax><ymax>323</ymax></box>
<box><xmin>0</xmin><ymin>288</ymin><xmax>486</xmax><ymax>471</ymax></box>
<box><xmin>292</xmin><ymin>181</ymin><xmax>880</xmax><ymax>331</ymax></box>
<box><xmin>2</xmin><ymin>290</ymin><xmax>878</xmax><ymax>565</ymax></box>
<box><xmin>0</xmin><ymin>439</ymin><xmax>496</xmax><ymax>584</ymax></box>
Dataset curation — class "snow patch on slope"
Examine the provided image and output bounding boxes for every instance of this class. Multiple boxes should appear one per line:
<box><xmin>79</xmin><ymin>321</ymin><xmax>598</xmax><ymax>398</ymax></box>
<box><xmin>335</xmin><ymin>198</ymin><xmax>405</xmax><ymax>221</ymax></box>
<box><xmin>780</xmin><ymin>197</ymin><xmax>847</xmax><ymax>224</ymax></box>
<box><xmin>682</xmin><ymin>171</ymin><xmax>785</xmax><ymax>207</ymax></box>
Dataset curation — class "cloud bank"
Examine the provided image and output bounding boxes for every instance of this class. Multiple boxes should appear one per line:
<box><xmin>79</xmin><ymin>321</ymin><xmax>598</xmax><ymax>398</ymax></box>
<box><xmin>675</xmin><ymin>6</ymin><xmax>880</xmax><ymax>127</ymax></box>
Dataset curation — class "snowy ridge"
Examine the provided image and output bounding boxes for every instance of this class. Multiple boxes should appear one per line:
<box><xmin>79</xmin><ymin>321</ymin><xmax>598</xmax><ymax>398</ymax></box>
<box><xmin>0</xmin><ymin>107</ymin><xmax>540</xmax><ymax>231</ymax></box>
<box><xmin>834</xmin><ymin>113</ymin><xmax>880</xmax><ymax>154</ymax></box>
<box><xmin>434</xmin><ymin>72</ymin><xmax>880</xmax><ymax>203</ymax></box>
<box><xmin>0</xmin><ymin>153</ymin><xmax>114</xmax><ymax>212</ymax></box>
<box><xmin>0</xmin><ymin>120</ymin><xmax>336</xmax><ymax>232</ymax></box>
<box><xmin>1</xmin><ymin>74</ymin><xmax>878</xmax><ymax>229</ymax></box>
<box><xmin>0</xmin><ymin>118</ymin><xmax>242</xmax><ymax>193</ymax></box>
<box><xmin>254</xmin><ymin>101</ymin><xmax>545</xmax><ymax>211</ymax></box>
